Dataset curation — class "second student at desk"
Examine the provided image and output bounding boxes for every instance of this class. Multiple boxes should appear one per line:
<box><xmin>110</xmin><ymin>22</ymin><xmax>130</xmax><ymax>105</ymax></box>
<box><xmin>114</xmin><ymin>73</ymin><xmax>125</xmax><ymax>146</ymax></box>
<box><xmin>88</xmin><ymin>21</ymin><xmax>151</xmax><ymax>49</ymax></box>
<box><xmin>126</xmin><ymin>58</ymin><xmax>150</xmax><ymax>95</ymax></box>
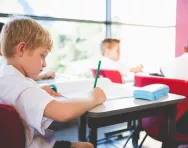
<box><xmin>99</xmin><ymin>38</ymin><xmax>143</xmax><ymax>83</ymax></box>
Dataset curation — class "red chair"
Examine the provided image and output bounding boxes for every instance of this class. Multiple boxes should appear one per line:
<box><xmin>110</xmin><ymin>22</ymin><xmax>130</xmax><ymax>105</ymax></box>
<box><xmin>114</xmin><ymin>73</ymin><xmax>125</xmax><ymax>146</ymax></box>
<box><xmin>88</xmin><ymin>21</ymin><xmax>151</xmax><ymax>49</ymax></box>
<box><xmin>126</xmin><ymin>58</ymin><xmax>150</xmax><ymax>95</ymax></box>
<box><xmin>0</xmin><ymin>104</ymin><xmax>25</xmax><ymax>148</ymax></box>
<box><xmin>135</xmin><ymin>75</ymin><xmax>188</xmax><ymax>147</ymax></box>
<box><xmin>91</xmin><ymin>69</ymin><xmax>123</xmax><ymax>83</ymax></box>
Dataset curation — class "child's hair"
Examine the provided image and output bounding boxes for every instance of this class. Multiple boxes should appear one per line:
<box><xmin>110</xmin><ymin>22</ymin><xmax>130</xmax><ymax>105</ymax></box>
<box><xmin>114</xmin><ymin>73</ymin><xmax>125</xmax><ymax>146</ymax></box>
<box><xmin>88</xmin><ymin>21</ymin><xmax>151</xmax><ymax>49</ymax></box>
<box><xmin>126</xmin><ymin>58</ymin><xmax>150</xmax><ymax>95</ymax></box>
<box><xmin>100</xmin><ymin>38</ymin><xmax>120</xmax><ymax>55</ymax></box>
<box><xmin>0</xmin><ymin>16</ymin><xmax>53</xmax><ymax>58</ymax></box>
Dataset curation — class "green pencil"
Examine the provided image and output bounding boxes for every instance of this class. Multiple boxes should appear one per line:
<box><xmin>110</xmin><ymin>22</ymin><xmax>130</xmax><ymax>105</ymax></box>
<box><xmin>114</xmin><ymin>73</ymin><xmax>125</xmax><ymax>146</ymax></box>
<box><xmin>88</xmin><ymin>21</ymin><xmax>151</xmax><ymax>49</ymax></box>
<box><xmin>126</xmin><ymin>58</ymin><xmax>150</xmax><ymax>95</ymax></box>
<box><xmin>93</xmin><ymin>60</ymin><xmax>101</xmax><ymax>88</ymax></box>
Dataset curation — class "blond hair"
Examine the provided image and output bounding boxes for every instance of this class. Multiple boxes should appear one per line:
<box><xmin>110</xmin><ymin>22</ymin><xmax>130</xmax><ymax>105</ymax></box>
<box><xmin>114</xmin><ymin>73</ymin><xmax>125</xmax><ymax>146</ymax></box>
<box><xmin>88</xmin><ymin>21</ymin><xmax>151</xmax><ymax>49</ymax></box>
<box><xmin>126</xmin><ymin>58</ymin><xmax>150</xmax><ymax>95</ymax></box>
<box><xmin>100</xmin><ymin>38</ymin><xmax>120</xmax><ymax>55</ymax></box>
<box><xmin>0</xmin><ymin>16</ymin><xmax>52</xmax><ymax>58</ymax></box>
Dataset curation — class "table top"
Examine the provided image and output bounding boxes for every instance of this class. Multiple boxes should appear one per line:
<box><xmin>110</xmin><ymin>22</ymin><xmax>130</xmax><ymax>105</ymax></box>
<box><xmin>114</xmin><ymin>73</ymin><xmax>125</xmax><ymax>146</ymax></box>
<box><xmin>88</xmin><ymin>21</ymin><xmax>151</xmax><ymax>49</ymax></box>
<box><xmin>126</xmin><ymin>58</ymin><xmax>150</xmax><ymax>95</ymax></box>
<box><xmin>36</xmin><ymin>76</ymin><xmax>185</xmax><ymax>119</ymax></box>
<box><xmin>88</xmin><ymin>93</ymin><xmax>185</xmax><ymax>118</ymax></box>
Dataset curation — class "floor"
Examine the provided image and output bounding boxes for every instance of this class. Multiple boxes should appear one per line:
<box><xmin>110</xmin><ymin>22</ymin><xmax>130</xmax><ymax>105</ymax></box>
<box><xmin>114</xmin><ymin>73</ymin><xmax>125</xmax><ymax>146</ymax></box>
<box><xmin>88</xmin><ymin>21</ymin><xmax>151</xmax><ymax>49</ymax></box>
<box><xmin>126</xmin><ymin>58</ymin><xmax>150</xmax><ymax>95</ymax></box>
<box><xmin>52</xmin><ymin>120</ymin><xmax>163</xmax><ymax>148</ymax></box>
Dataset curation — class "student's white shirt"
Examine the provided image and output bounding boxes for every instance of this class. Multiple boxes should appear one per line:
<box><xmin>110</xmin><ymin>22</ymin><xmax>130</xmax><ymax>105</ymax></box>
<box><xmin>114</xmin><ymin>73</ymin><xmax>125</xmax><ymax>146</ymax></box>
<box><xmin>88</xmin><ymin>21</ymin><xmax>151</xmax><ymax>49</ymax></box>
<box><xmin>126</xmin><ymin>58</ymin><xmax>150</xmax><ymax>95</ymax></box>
<box><xmin>161</xmin><ymin>53</ymin><xmax>188</xmax><ymax>80</ymax></box>
<box><xmin>98</xmin><ymin>57</ymin><xmax>134</xmax><ymax>83</ymax></box>
<box><xmin>100</xmin><ymin>57</ymin><xmax>131</xmax><ymax>76</ymax></box>
<box><xmin>0</xmin><ymin>64</ymin><xmax>56</xmax><ymax>148</ymax></box>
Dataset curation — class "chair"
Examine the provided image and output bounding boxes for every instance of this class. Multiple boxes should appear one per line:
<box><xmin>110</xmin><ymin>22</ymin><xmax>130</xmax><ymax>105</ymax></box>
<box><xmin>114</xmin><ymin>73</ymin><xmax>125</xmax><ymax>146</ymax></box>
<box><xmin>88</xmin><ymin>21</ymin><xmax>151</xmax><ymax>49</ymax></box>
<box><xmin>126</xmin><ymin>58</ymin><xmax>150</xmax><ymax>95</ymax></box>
<box><xmin>91</xmin><ymin>69</ymin><xmax>137</xmax><ymax>146</ymax></box>
<box><xmin>0</xmin><ymin>104</ymin><xmax>25</xmax><ymax>148</ymax></box>
<box><xmin>134</xmin><ymin>75</ymin><xmax>188</xmax><ymax>147</ymax></box>
<box><xmin>91</xmin><ymin>69</ymin><xmax>123</xmax><ymax>83</ymax></box>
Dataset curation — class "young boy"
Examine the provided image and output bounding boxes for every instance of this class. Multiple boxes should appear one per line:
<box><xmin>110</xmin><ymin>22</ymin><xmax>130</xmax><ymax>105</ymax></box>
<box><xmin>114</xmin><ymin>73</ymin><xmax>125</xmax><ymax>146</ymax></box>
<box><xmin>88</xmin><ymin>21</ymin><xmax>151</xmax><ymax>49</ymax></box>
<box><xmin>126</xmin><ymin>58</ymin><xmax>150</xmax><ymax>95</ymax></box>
<box><xmin>0</xmin><ymin>17</ymin><xmax>106</xmax><ymax>148</ymax></box>
<box><xmin>0</xmin><ymin>21</ymin><xmax>58</xmax><ymax>97</ymax></box>
<box><xmin>0</xmin><ymin>21</ymin><xmax>55</xmax><ymax>80</ymax></box>
<box><xmin>100</xmin><ymin>38</ymin><xmax>143</xmax><ymax>80</ymax></box>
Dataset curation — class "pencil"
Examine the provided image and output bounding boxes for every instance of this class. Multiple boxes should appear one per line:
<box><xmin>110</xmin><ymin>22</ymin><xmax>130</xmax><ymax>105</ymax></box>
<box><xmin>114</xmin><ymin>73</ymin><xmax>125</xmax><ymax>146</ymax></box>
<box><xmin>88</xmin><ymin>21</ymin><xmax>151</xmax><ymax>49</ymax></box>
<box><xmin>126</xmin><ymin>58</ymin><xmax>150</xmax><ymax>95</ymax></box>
<box><xmin>93</xmin><ymin>60</ymin><xmax>101</xmax><ymax>88</ymax></box>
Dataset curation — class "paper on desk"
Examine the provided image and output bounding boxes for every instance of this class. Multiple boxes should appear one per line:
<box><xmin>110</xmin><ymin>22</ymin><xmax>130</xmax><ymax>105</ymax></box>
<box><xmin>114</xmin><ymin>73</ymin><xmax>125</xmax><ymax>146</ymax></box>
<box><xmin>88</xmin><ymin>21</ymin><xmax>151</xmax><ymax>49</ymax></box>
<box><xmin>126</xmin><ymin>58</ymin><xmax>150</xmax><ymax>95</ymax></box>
<box><xmin>55</xmin><ymin>78</ymin><xmax>110</xmax><ymax>94</ymax></box>
<box><xmin>55</xmin><ymin>78</ymin><xmax>133</xmax><ymax>100</ymax></box>
<box><xmin>104</xmin><ymin>83</ymin><xmax>133</xmax><ymax>100</ymax></box>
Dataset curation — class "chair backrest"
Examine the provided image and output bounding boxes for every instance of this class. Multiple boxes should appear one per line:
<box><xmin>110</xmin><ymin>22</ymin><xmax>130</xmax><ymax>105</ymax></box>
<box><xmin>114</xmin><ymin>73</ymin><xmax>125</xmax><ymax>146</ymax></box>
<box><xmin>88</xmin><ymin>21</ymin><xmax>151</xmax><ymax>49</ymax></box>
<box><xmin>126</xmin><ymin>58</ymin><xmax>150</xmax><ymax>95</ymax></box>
<box><xmin>91</xmin><ymin>69</ymin><xmax>123</xmax><ymax>83</ymax></box>
<box><xmin>135</xmin><ymin>75</ymin><xmax>188</xmax><ymax>120</ymax></box>
<box><xmin>0</xmin><ymin>104</ymin><xmax>25</xmax><ymax>148</ymax></box>
<box><xmin>135</xmin><ymin>75</ymin><xmax>188</xmax><ymax>141</ymax></box>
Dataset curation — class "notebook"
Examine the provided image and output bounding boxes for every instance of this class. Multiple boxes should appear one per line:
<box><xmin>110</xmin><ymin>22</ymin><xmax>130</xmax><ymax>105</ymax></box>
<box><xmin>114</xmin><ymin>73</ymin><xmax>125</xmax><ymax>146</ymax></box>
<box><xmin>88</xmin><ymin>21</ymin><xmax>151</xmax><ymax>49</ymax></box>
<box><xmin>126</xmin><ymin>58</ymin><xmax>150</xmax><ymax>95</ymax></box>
<box><xmin>55</xmin><ymin>78</ymin><xmax>133</xmax><ymax>100</ymax></box>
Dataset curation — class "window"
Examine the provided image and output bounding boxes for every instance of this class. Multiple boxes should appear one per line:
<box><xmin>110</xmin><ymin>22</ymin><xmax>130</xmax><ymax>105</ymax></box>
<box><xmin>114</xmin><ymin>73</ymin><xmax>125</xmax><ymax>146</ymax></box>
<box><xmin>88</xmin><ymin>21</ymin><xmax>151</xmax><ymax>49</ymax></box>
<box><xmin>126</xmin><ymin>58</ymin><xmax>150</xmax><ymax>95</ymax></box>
<box><xmin>112</xmin><ymin>25</ymin><xmax>175</xmax><ymax>69</ymax></box>
<box><xmin>111</xmin><ymin>0</ymin><xmax>176</xmax><ymax>71</ymax></box>
<box><xmin>39</xmin><ymin>21</ymin><xmax>105</xmax><ymax>77</ymax></box>
<box><xmin>0</xmin><ymin>0</ymin><xmax>177</xmax><ymax>77</ymax></box>
<box><xmin>0</xmin><ymin>0</ymin><xmax>106</xmax><ymax>21</ymax></box>
<box><xmin>111</xmin><ymin>0</ymin><xmax>177</xmax><ymax>26</ymax></box>
<box><xmin>0</xmin><ymin>0</ymin><xmax>24</xmax><ymax>14</ymax></box>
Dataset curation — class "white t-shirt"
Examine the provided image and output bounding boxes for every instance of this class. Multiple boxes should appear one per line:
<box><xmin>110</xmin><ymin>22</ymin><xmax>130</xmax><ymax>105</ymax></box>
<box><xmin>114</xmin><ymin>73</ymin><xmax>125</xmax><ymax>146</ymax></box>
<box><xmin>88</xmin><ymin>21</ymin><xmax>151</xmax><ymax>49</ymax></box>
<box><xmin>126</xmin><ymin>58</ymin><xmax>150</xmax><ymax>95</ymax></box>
<box><xmin>0</xmin><ymin>64</ymin><xmax>56</xmax><ymax>148</ymax></box>
<box><xmin>98</xmin><ymin>57</ymin><xmax>134</xmax><ymax>83</ymax></box>
<box><xmin>161</xmin><ymin>53</ymin><xmax>188</xmax><ymax>80</ymax></box>
<box><xmin>100</xmin><ymin>57</ymin><xmax>131</xmax><ymax>76</ymax></box>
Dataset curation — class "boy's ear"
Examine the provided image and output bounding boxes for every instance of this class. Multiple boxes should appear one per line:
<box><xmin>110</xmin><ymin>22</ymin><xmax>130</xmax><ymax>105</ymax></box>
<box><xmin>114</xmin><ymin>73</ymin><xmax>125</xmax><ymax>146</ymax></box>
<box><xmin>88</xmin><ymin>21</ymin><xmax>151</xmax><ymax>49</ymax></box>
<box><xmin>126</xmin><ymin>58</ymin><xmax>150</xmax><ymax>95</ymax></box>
<box><xmin>16</xmin><ymin>42</ymin><xmax>26</xmax><ymax>57</ymax></box>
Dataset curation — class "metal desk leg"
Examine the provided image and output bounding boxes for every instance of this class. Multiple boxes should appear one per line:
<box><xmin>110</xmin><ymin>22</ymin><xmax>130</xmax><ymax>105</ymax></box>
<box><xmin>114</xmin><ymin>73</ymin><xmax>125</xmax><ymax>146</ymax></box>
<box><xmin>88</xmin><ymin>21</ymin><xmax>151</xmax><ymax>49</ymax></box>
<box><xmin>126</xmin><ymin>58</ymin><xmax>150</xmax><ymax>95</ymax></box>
<box><xmin>78</xmin><ymin>114</ymin><xmax>87</xmax><ymax>141</ymax></box>
<box><xmin>89</xmin><ymin>127</ymin><xmax>98</xmax><ymax>148</ymax></box>
<box><xmin>162</xmin><ymin>105</ymin><xmax>176</xmax><ymax>148</ymax></box>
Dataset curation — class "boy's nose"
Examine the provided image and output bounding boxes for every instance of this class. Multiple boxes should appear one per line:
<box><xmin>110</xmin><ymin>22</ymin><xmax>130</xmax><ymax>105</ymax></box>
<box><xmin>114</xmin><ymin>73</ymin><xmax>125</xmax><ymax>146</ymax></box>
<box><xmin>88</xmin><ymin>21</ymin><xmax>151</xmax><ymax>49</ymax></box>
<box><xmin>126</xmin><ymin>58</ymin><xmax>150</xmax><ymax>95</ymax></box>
<box><xmin>42</xmin><ymin>60</ymin><xmax>47</xmax><ymax>67</ymax></box>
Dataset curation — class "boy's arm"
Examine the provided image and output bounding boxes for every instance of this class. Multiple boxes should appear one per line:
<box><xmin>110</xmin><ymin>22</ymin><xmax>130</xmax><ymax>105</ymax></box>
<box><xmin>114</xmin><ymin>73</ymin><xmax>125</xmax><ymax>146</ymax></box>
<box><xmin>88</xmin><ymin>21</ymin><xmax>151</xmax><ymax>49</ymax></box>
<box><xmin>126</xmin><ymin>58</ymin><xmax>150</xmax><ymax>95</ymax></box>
<box><xmin>35</xmin><ymin>72</ymin><xmax>55</xmax><ymax>81</ymax></box>
<box><xmin>117</xmin><ymin>62</ymin><xmax>143</xmax><ymax>76</ymax></box>
<box><xmin>44</xmin><ymin>99</ymin><xmax>97</xmax><ymax>122</ymax></box>
<box><xmin>44</xmin><ymin>87</ymin><xmax>106</xmax><ymax>122</ymax></box>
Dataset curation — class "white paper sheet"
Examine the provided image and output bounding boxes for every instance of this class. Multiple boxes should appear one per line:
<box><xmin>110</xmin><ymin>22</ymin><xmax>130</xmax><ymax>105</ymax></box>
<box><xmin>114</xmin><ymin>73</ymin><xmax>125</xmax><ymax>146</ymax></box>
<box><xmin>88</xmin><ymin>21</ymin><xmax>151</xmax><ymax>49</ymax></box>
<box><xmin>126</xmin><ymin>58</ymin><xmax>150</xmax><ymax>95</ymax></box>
<box><xmin>55</xmin><ymin>78</ymin><xmax>133</xmax><ymax>100</ymax></box>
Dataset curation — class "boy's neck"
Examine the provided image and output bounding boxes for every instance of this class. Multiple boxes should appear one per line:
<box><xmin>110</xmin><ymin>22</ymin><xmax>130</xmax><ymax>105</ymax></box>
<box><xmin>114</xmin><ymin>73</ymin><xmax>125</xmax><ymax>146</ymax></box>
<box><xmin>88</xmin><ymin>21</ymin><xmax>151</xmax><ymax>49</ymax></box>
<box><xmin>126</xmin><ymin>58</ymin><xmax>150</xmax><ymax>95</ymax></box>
<box><xmin>7</xmin><ymin>58</ymin><xmax>27</xmax><ymax>77</ymax></box>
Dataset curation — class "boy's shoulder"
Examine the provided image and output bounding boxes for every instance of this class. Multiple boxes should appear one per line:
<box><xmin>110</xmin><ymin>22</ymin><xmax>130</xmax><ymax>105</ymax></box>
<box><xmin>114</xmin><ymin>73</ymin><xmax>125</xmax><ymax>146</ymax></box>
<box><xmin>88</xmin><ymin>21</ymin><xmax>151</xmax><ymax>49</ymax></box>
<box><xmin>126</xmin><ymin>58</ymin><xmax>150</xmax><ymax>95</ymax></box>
<box><xmin>0</xmin><ymin>64</ymin><xmax>36</xmax><ymax>85</ymax></box>
<box><xmin>0</xmin><ymin>65</ymin><xmax>38</xmax><ymax>95</ymax></box>
<box><xmin>0</xmin><ymin>74</ymin><xmax>38</xmax><ymax>105</ymax></box>
<box><xmin>1</xmin><ymin>74</ymin><xmax>37</xmax><ymax>90</ymax></box>
<box><xmin>0</xmin><ymin>72</ymin><xmax>35</xmax><ymax>86</ymax></box>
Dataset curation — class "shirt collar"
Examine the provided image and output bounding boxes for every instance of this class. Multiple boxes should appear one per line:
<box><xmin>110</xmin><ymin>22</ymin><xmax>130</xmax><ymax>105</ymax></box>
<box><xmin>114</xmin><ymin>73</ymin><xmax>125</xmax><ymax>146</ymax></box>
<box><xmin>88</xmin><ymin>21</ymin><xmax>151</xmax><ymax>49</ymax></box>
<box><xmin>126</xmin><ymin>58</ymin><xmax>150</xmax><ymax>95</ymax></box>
<box><xmin>1</xmin><ymin>64</ymin><xmax>37</xmax><ymax>84</ymax></box>
<box><xmin>102</xmin><ymin>56</ymin><xmax>111</xmax><ymax>61</ymax></box>
<box><xmin>2</xmin><ymin>64</ymin><xmax>24</xmax><ymax>77</ymax></box>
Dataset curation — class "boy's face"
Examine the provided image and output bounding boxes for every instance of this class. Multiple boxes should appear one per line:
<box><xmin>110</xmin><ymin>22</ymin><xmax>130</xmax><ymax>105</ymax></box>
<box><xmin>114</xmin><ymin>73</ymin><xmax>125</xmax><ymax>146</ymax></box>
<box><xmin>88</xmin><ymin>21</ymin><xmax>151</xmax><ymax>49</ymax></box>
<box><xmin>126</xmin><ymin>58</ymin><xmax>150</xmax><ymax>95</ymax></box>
<box><xmin>20</xmin><ymin>46</ymin><xmax>49</xmax><ymax>80</ymax></box>
<box><xmin>105</xmin><ymin>43</ymin><xmax>120</xmax><ymax>61</ymax></box>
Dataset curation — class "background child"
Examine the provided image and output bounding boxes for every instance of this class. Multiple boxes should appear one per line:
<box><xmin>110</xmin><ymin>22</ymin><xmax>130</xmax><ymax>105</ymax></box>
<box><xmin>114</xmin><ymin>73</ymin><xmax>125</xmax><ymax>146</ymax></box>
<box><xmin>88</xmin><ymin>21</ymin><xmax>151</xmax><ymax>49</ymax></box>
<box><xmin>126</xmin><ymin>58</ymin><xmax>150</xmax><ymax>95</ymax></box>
<box><xmin>100</xmin><ymin>38</ymin><xmax>143</xmax><ymax>81</ymax></box>
<box><xmin>0</xmin><ymin>16</ymin><xmax>106</xmax><ymax>148</ymax></box>
<box><xmin>160</xmin><ymin>41</ymin><xmax>188</xmax><ymax>80</ymax></box>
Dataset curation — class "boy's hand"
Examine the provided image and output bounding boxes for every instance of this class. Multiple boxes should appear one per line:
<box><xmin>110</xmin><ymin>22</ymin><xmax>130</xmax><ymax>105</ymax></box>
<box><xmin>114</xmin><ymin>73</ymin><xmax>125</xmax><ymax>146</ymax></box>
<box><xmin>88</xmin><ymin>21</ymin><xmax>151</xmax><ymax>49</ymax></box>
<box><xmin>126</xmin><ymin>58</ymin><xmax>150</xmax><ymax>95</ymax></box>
<box><xmin>42</xmin><ymin>71</ymin><xmax>55</xmax><ymax>79</ymax></box>
<box><xmin>91</xmin><ymin>87</ymin><xmax>106</xmax><ymax>105</ymax></box>
<box><xmin>37</xmin><ymin>72</ymin><xmax>55</xmax><ymax>80</ymax></box>
<box><xmin>41</xmin><ymin>85</ymin><xmax>60</xmax><ymax>97</ymax></box>
<box><xmin>131</xmin><ymin>64</ymin><xmax>143</xmax><ymax>73</ymax></box>
<box><xmin>136</xmin><ymin>64</ymin><xmax>143</xmax><ymax>72</ymax></box>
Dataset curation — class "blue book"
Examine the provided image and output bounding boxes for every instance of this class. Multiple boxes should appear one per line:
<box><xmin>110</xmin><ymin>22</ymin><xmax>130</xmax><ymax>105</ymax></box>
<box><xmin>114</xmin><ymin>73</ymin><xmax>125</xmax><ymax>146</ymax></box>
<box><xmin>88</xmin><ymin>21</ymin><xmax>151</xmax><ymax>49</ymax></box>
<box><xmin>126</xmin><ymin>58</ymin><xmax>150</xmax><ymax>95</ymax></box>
<box><xmin>133</xmin><ymin>84</ymin><xmax>169</xmax><ymax>101</ymax></box>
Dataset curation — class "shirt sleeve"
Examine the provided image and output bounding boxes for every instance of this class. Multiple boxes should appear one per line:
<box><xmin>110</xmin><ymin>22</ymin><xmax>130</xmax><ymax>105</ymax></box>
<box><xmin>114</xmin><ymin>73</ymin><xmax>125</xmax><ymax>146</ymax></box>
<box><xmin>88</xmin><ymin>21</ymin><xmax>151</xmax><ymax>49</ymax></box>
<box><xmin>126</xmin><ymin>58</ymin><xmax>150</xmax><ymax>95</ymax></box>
<box><xmin>116</xmin><ymin>61</ymin><xmax>131</xmax><ymax>76</ymax></box>
<box><xmin>15</xmin><ymin>86</ymin><xmax>55</xmax><ymax>135</ymax></box>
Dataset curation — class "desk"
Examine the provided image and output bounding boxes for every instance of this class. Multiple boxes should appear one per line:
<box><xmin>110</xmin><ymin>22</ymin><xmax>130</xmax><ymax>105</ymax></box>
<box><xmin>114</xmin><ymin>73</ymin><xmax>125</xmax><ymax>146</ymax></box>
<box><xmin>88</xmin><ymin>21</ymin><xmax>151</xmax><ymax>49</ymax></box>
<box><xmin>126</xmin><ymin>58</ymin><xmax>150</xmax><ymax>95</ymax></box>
<box><xmin>79</xmin><ymin>93</ymin><xmax>185</xmax><ymax>148</ymax></box>
<box><xmin>36</xmin><ymin>74</ymin><xmax>80</xmax><ymax>86</ymax></box>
